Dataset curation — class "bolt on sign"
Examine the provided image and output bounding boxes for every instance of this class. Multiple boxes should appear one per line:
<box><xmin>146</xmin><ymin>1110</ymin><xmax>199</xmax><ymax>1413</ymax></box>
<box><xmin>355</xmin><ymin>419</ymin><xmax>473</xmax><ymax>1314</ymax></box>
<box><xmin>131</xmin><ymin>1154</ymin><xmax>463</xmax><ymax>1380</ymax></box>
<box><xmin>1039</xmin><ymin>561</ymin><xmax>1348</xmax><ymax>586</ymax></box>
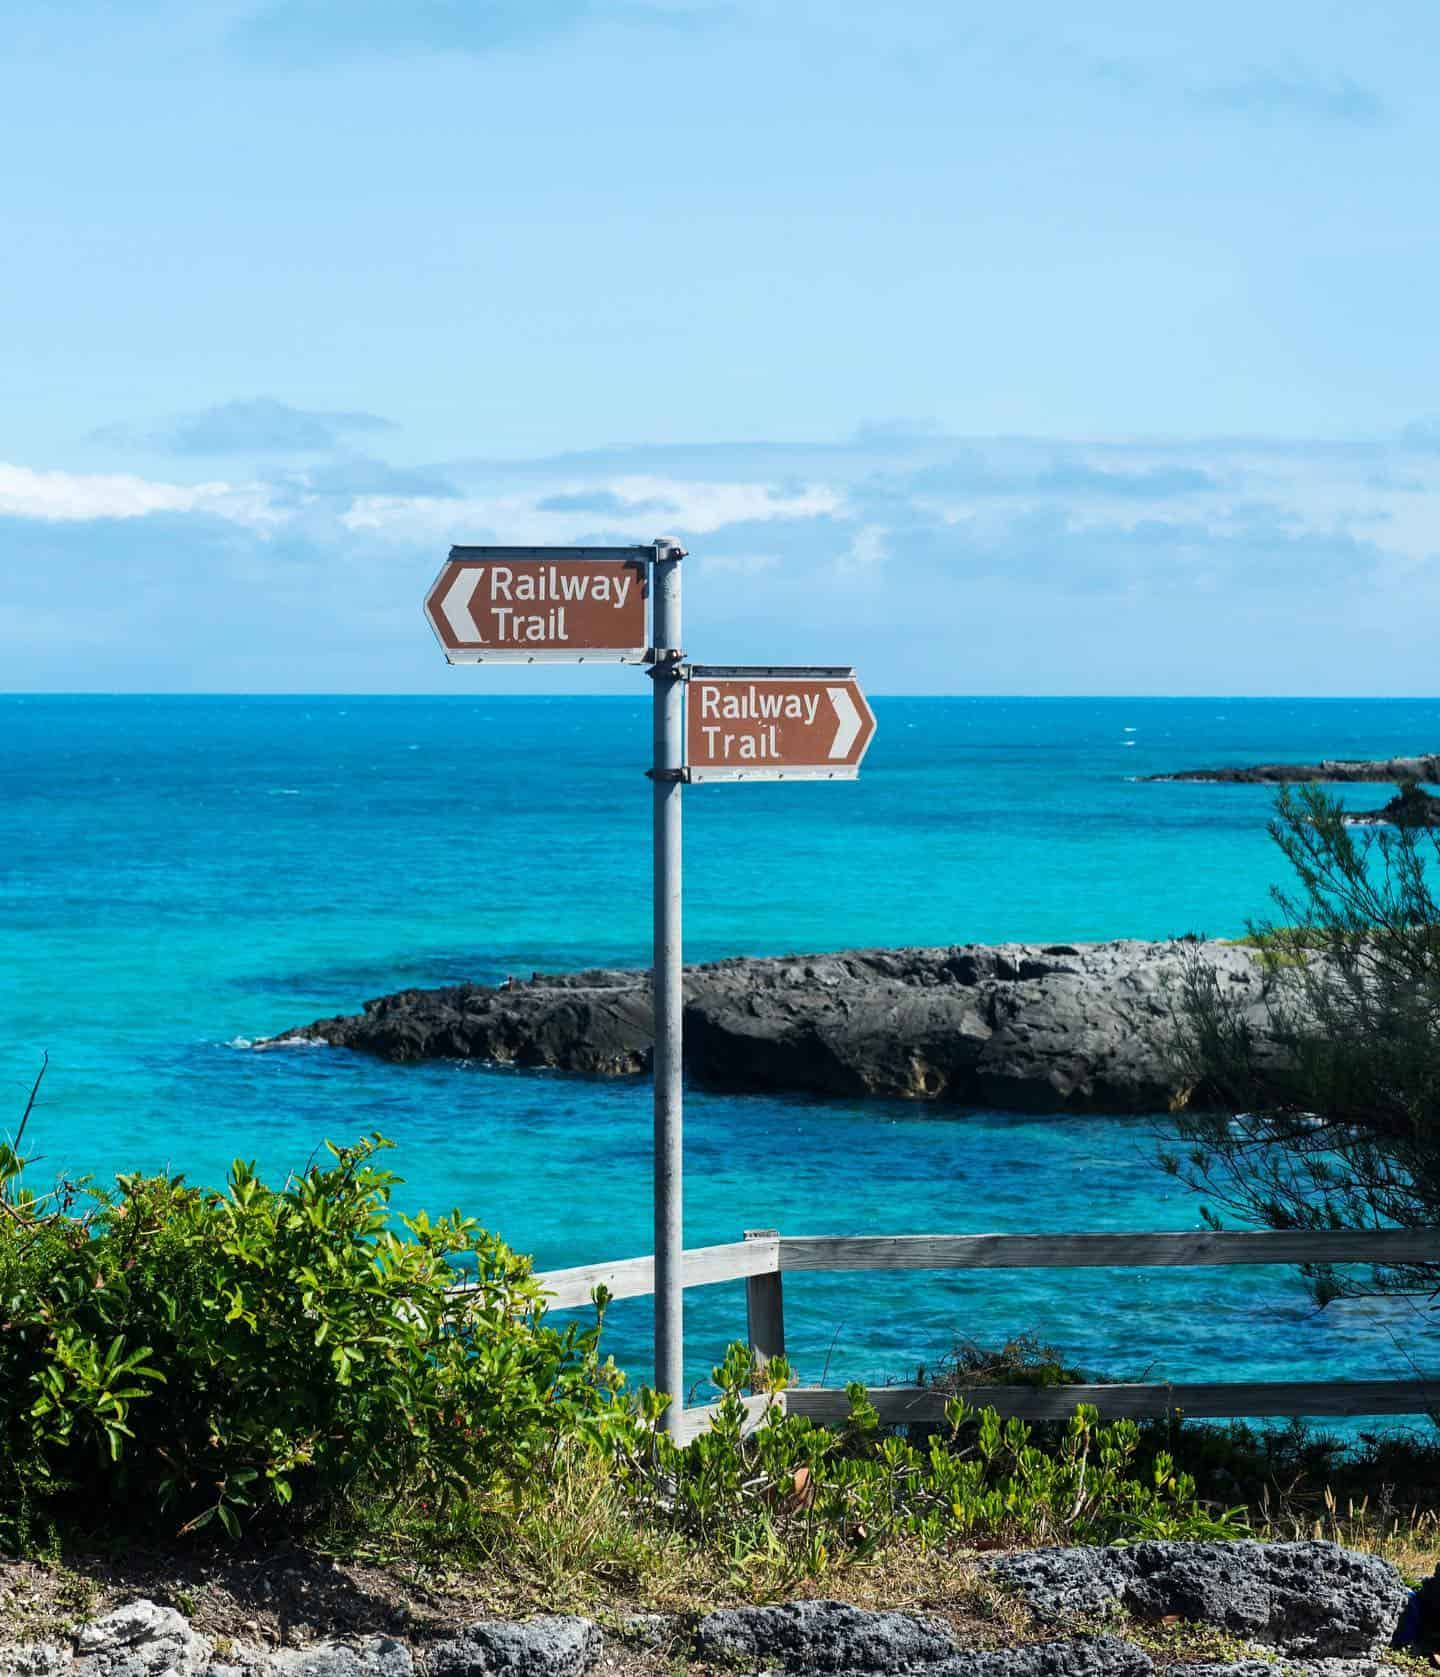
<box><xmin>425</xmin><ymin>545</ymin><xmax>650</xmax><ymax>663</ymax></box>
<box><xmin>684</xmin><ymin>666</ymin><xmax>877</xmax><ymax>781</ymax></box>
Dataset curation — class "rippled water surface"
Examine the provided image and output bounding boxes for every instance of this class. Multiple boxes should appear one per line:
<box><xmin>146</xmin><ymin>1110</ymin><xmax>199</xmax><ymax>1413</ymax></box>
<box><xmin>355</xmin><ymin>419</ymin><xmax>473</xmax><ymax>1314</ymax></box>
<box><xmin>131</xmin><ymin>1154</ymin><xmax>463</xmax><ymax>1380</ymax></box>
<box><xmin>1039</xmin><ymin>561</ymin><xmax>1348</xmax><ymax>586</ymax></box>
<box><xmin>2</xmin><ymin>694</ymin><xmax>1436</xmax><ymax>1403</ymax></box>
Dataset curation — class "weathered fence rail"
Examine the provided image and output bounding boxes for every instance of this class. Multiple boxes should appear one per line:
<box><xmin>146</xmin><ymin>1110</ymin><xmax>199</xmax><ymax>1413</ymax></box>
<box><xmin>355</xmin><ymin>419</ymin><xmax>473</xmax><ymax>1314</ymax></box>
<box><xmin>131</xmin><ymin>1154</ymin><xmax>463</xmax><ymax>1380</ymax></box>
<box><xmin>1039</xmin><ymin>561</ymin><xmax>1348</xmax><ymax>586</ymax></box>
<box><xmin>532</xmin><ymin>1225</ymin><xmax>1440</xmax><ymax>1442</ymax></box>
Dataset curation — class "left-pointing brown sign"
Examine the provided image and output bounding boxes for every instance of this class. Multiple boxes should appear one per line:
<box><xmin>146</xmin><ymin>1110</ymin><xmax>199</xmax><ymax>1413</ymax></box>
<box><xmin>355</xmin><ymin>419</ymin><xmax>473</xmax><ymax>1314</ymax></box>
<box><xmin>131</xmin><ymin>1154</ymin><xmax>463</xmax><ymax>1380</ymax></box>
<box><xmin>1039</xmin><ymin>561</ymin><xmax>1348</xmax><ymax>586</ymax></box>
<box><xmin>425</xmin><ymin>546</ymin><xmax>651</xmax><ymax>663</ymax></box>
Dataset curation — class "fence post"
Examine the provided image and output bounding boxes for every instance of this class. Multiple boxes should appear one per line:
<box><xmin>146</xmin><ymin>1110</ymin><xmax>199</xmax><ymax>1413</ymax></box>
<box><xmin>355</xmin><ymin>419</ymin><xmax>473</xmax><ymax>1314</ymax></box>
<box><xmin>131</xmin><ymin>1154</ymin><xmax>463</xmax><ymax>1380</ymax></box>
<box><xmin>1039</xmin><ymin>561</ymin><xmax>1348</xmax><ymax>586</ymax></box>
<box><xmin>744</xmin><ymin>1228</ymin><xmax>786</xmax><ymax>1377</ymax></box>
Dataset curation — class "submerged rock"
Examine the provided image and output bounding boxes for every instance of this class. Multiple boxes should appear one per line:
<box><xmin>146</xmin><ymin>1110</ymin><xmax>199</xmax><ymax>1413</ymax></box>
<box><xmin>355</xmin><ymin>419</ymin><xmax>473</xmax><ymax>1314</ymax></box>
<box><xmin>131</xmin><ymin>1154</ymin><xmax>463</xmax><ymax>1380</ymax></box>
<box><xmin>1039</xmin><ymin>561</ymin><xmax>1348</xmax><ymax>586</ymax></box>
<box><xmin>262</xmin><ymin>939</ymin><xmax>1272</xmax><ymax>1112</ymax></box>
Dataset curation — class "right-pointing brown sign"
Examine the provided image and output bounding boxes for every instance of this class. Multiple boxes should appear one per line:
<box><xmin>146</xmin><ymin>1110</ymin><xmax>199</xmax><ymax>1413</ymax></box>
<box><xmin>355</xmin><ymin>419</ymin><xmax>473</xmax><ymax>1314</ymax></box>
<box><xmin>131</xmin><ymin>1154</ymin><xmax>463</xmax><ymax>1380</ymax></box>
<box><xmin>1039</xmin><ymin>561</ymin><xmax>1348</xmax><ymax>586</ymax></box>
<box><xmin>685</xmin><ymin>666</ymin><xmax>877</xmax><ymax>782</ymax></box>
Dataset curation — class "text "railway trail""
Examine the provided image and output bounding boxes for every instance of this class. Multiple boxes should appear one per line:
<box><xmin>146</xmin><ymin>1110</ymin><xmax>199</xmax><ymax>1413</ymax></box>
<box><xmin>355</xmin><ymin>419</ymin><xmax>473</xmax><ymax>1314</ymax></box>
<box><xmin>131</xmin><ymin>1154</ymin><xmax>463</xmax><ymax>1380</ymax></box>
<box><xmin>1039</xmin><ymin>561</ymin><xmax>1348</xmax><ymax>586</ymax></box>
<box><xmin>424</xmin><ymin>549</ymin><xmax>649</xmax><ymax>663</ymax></box>
<box><xmin>685</xmin><ymin>669</ymin><xmax>876</xmax><ymax>781</ymax></box>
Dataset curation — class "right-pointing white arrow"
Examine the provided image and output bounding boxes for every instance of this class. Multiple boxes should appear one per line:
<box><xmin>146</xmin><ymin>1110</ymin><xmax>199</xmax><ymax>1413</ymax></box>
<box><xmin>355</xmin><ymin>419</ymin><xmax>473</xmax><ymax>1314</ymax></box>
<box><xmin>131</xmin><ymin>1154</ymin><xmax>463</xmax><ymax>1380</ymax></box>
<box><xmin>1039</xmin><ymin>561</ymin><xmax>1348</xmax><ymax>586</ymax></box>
<box><xmin>439</xmin><ymin>569</ymin><xmax>481</xmax><ymax>642</ymax></box>
<box><xmin>827</xmin><ymin>686</ymin><xmax>860</xmax><ymax>758</ymax></box>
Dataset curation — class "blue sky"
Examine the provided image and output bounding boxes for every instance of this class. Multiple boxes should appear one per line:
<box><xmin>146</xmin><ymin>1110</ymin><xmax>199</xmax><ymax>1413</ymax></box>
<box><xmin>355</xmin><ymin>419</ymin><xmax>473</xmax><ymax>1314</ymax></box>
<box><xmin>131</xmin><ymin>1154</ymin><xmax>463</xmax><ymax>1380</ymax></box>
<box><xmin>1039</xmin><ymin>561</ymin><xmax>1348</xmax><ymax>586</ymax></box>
<box><xmin>4</xmin><ymin>0</ymin><xmax>1439</xmax><ymax>693</ymax></box>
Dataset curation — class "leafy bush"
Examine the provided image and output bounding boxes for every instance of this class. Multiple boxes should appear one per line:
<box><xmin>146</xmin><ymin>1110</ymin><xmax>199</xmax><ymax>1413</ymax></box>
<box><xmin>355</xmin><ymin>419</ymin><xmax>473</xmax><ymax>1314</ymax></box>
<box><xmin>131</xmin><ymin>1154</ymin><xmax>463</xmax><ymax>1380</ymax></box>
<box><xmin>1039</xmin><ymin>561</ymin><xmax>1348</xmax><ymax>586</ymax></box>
<box><xmin>616</xmin><ymin>1345</ymin><xmax>1248</xmax><ymax>1581</ymax></box>
<box><xmin>0</xmin><ymin>1135</ymin><xmax>626</xmax><ymax>1549</ymax></box>
<box><xmin>1167</xmin><ymin>783</ymin><xmax>1440</xmax><ymax>1302</ymax></box>
<box><xmin>2</xmin><ymin>1131</ymin><xmax>1250</xmax><ymax>1573</ymax></box>
<box><xmin>919</xmin><ymin>1334</ymin><xmax>1093</xmax><ymax>1392</ymax></box>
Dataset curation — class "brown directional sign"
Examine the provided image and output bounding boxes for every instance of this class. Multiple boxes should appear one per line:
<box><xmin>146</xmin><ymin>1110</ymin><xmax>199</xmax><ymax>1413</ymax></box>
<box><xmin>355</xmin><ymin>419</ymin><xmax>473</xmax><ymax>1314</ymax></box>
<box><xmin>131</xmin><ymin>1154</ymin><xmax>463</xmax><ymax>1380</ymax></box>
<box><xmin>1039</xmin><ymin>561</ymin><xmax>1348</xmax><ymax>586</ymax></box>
<box><xmin>685</xmin><ymin>666</ymin><xmax>877</xmax><ymax>781</ymax></box>
<box><xmin>425</xmin><ymin>545</ymin><xmax>650</xmax><ymax>663</ymax></box>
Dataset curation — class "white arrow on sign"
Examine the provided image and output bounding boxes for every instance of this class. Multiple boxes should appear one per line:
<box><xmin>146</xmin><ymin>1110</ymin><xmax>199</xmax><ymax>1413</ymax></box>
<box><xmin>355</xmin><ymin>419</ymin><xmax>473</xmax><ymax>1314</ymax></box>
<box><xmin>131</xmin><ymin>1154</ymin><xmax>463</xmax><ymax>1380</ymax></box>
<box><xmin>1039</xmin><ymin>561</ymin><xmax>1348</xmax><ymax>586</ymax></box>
<box><xmin>440</xmin><ymin>570</ymin><xmax>479</xmax><ymax>641</ymax></box>
<box><xmin>827</xmin><ymin>686</ymin><xmax>860</xmax><ymax>759</ymax></box>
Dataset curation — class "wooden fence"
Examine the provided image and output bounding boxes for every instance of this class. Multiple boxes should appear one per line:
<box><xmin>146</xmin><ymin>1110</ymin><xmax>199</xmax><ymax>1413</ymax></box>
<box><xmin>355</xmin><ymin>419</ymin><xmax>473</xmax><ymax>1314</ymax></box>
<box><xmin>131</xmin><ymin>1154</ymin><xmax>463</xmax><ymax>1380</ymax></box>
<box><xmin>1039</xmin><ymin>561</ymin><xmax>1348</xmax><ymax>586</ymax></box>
<box><xmin>534</xmin><ymin>1226</ymin><xmax>1440</xmax><ymax>1446</ymax></box>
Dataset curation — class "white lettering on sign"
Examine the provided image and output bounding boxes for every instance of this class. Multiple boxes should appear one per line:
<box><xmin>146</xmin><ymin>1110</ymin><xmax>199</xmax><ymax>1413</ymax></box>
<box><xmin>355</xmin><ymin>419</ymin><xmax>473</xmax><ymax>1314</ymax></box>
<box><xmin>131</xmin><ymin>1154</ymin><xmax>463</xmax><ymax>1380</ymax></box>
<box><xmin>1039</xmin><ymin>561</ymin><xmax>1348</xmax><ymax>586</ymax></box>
<box><xmin>685</xmin><ymin>673</ymin><xmax>876</xmax><ymax>778</ymax></box>
<box><xmin>425</xmin><ymin>554</ymin><xmax>650</xmax><ymax>664</ymax></box>
<box><xmin>492</xmin><ymin>606</ymin><xmax>570</xmax><ymax>640</ymax></box>
<box><xmin>699</xmin><ymin>722</ymin><xmax>783</xmax><ymax>760</ymax></box>
<box><xmin>697</xmin><ymin>684</ymin><xmax>820</xmax><ymax>726</ymax></box>
<box><xmin>488</xmin><ymin>565</ymin><xmax>632</xmax><ymax>613</ymax></box>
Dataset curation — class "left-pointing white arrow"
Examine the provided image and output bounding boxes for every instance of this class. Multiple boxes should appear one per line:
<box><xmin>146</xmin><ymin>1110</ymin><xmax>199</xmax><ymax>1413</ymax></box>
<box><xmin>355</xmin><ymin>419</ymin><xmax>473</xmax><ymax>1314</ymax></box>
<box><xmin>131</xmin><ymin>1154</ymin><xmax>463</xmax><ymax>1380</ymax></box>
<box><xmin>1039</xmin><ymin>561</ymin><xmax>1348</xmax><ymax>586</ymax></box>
<box><xmin>440</xmin><ymin>570</ymin><xmax>480</xmax><ymax>642</ymax></box>
<box><xmin>827</xmin><ymin>686</ymin><xmax>860</xmax><ymax>758</ymax></box>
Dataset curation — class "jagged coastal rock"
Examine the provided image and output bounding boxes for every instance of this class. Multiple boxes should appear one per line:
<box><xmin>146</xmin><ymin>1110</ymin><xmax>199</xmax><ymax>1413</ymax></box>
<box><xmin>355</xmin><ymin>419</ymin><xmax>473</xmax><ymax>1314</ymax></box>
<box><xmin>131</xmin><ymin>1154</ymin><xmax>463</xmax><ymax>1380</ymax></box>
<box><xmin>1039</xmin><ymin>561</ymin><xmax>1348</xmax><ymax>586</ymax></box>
<box><xmin>263</xmin><ymin>940</ymin><xmax>1270</xmax><ymax>1113</ymax></box>
<box><xmin>0</xmin><ymin>1545</ymin><xmax>1410</xmax><ymax>1677</ymax></box>
<box><xmin>989</xmin><ymin>1541</ymin><xmax>1408</xmax><ymax>1658</ymax></box>
<box><xmin>1346</xmin><ymin>783</ymin><xmax>1440</xmax><ymax>827</ymax></box>
<box><xmin>1142</xmin><ymin>754</ymin><xmax>1440</xmax><ymax>785</ymax></box>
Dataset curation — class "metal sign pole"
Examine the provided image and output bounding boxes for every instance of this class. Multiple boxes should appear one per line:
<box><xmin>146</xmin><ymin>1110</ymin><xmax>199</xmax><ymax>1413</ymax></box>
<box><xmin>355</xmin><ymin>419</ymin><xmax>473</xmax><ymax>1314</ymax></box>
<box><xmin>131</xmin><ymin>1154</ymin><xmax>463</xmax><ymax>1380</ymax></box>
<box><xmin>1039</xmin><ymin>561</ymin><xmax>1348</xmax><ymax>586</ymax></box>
<box><xmin>649</xmin><ymin>537</ymin><xmax>686</xmax><ymax>1433</ymax></box>
<box><xmin>423</xmin><ymin>538</ymin><xmax>872</xmax><ymax>1439</ymax></box>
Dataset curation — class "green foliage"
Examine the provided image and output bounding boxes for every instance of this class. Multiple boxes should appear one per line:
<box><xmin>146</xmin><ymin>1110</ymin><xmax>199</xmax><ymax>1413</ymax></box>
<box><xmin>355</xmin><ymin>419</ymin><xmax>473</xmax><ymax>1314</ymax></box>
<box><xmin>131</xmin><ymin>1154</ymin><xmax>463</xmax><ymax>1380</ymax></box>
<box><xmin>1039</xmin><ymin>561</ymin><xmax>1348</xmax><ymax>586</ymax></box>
<box><xmin>1386</xmin><ymin>777</ymin><xmax>1440</xmax><ymax>831</ymax></box>
<box><xmin>1166</xmin><ymin>782</ymin><xmax>1440</xmax><ymax>1302</ymax></box>
<box><xmin>618</xmin><ymin>1344</ymin><xmax>1247</xmax><ymax>1585</ymax></box>
<box><xmin>0</xmin><ymin>1135</ymin><xmax>626</xmax><ymax>1549</ymax></box>
<box><xmin>919</xmin><ymin>1334</ymin><xmax>1092</xmax><ymax>1392</ymax></box>
<box><xmin>1</xmin><ymin>1124</ymin><xmax>1248</xmax><ymax>1573</ymax></box>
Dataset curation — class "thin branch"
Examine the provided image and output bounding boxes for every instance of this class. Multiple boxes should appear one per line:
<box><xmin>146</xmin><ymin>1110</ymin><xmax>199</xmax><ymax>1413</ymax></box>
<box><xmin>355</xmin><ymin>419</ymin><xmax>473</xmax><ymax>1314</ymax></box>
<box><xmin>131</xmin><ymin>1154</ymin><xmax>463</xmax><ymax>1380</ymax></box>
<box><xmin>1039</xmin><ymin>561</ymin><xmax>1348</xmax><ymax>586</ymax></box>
<box><xmin>13</xmin><ymin>1049</ymin><xmax>48</xmax><ymax>1155</ymax></box>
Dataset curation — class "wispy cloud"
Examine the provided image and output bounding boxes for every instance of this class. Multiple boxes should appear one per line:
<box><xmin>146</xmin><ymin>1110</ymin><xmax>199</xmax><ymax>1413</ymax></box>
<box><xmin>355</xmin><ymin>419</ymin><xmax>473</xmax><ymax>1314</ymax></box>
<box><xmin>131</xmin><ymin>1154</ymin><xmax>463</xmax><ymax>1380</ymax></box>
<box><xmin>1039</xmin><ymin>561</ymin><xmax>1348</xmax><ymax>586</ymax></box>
<box><xmin>341</xmin><ymin>475</ymin><xmax>846</xmax><ymax>543</ymax></box>
<box><xmin>1400</xmin><ymin>417</ymin><xmax>1440</xmax><ymax>452</ymax></box>
<box><xmin>4</xmin><ymin>423</ymin><xmax>1440</xmax><ymax>691</ymax></box>
<box><xmin>1192</xmin><ymin>70</ymin><xmax>1385</xmax><ymax>127</ymax></box>
<box><xmin>0</xmin><ymin>463</ymin><xmax>279</xmax><ymax>526</ymax></box>
<box><xmin>94</xmin><ymin>397</ymin><xmax>396</xmax><ymax>457</ymax></box>
<box><xmin>534</xmin><ymin>489</ymin><xmax>635</xmax><ymax>516</ymax></box>
<box><xmin>268</xmin><ymin>457</ymin><xmax>461</xmax><ymax>501</ymax></box>
<box><xmin>232</xmin><ymin>0</ymin><xmax>713</xmax><ymax>66</ymax></box>
<box><xmin>908</xmin><ymin>456</ymin><xmax>1219</xmax><ymax>500</ymax></box>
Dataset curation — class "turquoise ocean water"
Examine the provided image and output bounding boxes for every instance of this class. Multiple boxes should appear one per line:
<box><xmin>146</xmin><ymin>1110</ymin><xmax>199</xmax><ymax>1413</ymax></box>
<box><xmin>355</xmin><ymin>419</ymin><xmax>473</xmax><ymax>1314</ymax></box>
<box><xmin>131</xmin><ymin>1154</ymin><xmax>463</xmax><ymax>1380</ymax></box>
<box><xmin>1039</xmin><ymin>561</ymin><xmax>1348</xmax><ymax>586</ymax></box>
<box><xmin>3</xmin><ymin>694</ymin><xmax>1437</xmax><ymax>1408</ymax></box>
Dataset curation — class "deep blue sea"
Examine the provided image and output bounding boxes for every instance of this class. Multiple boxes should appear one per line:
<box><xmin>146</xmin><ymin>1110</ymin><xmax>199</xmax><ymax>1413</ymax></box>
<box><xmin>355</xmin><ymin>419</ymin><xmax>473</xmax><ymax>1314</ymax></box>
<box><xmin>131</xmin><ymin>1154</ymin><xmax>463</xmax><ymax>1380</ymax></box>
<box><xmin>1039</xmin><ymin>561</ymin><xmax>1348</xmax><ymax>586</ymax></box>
<box><xmin>3</xmin><ymin>695</ymin><xmax>1437</xmax><ymax>1413</ymax></box>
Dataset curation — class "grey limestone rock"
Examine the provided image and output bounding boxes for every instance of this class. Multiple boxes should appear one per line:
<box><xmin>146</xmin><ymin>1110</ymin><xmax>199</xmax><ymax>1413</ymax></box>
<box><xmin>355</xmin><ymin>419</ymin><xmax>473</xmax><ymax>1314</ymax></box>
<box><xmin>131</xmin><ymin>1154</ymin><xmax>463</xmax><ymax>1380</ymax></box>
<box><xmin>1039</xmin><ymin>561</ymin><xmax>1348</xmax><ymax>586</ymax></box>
<box><xmin>71</xmin><ymin>1602</ymin><xmax>213</xmax><ymax>1677</ymax></box>
<box><xmin>929</xmin><ymin>1638</ymin><xmax>1153</xmax><ymax>1677</ymax></box>
<box><xmin>1170</xmin><ymin>1664</ymin><xmax>1391</xmax><ymax>1677</ymax></box>
<box><xmin>266</xmin><ymin>939</ymin><xmax>1273</xmax><ymax>1112</ymax></box>
<box><xmin>262</xmin><ymin>1642</ymin><xmax>412</xmax><ymax>1677</ymax></box>
<box><xmin>0</xmin><ymin>1647</ymin><xmax>69</xmax><ymax>1677</ymax></box>
<box><xmin>695</xmin><ymin>1600</ymin><xmax>958</xmax><ymax>1671</ymax></box>
<box><xmin>991</xmin><ymin>1541</ymin><xmax>1408</xmax><ymax>1657</ymax></box>
<box><xmin>1163</xmin><ymin>1665</ymin><xmax>1279</xmax><ymax>1677</ymax></box>
<box><xmin>423</xmin><ymin>1619</ymin><xmax>599</xmax><ymax>1677</ymax></box>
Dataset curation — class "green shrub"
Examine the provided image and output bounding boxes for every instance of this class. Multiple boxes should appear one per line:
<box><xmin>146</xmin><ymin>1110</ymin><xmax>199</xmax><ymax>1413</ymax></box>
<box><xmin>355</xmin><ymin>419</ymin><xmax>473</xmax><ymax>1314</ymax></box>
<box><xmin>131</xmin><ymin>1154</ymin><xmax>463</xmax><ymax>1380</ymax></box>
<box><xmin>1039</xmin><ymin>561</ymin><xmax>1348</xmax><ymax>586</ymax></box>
<box><xmin>1</xmin><ymin>1132</ymin><xmax>1250</xmax><ymax>1572</ymax></box>
<box><xmin>0</xmin><ymin>1135</ymin><xmax>626</xmax><ymax>1547</ymax></box>
<box><xmin>618</xmin><ymin>1344</ymin><xmax>1248</xmax><ymax>1581</ymax></box>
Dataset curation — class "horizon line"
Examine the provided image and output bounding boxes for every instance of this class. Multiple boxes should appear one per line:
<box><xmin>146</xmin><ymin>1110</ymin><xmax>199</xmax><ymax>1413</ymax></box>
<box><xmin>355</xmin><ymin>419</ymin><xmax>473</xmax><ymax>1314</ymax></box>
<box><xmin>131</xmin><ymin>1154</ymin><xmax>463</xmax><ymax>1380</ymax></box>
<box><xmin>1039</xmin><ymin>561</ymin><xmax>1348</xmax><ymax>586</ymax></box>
<box><xmin>3</xmin><ymin>691</ymin><xmax>1440</xmax><ymax>704</ymax></box>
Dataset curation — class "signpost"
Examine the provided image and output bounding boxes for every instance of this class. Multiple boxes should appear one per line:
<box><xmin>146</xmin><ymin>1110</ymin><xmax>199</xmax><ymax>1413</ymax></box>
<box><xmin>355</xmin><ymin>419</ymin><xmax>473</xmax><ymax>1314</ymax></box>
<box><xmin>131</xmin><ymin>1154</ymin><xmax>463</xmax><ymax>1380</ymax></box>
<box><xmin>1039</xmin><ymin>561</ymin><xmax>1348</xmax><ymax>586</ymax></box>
<box><xmin>426</xmin><ymin>538</ymin><xmax>875</xmax><ymax>1435</ymax></box>
<box><xmin>425</xmin><ymin>545</ymin><xmax>650</xmax><ymax>662</ymax></box>
<box><xmin>685</xmin><ymin>666</ymin><xmax>876</xmax><ymax>782</ymax></box>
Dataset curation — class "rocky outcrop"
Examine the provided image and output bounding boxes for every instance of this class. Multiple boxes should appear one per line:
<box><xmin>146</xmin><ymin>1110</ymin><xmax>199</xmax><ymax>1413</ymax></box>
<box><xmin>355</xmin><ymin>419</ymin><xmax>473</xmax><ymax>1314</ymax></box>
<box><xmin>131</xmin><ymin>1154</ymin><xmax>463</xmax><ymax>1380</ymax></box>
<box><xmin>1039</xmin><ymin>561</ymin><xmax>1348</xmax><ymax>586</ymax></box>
<box><xmin>0</xmin><ymin>1559</ymin><xmax>1414</xmax><ymax>1677</ymax></box>
<box><xmin>695</xmin><ymin>1600</ymin><xmax>958</xmax><ymax>1670</ymax></box>
<box><xmin>70</xmin><ymin>1603</ymin><xmax>213</xmax><ymax>1677</ymax></box>
<box><xmin>261</xmin><ymin>940</ymin><xmax>1271</xmax><ymax>1113</ymax></box>
<box><xmin>1142</xmin><ymin>755</ymin><xmax>1440</xmax><ymax>785</ymax></box>
<box><xmin>990</xmin><ymin>1541</ymin><xmax>1408</xmax><ymax>1658</ymax></box>
<box><xmin>424</xmin><ymin>1620</ymin><xmax>600</xmax><ymax>1677</ymax></box>
<box><xmin>264</xmin><ymin>1646</ymin><xmax>412</xmax><ymax>1677</ymax></box>
<box><xmin>1346</xmin><ymin>783</ymin><xmax>1440</xmax><ymax>827</ymax></box>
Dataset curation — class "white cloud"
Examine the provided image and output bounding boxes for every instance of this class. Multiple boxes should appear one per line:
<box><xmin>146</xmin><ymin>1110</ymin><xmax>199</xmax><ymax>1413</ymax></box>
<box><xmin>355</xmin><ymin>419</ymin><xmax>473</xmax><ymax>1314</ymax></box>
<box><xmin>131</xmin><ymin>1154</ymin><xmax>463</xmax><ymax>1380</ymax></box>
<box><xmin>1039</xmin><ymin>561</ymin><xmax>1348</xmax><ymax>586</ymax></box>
<box><xmin>703</xmin><ymin>552</ymin><xmax>780</xmax><ymax>574</ymax></box>
<box><xmin>840</xmin><ymin>524</ymin><xmax>889</xmax><ymax>569</ymax></box>
<box><xmin>0</xmin><ymin>463</ymin><xmax>282</xmax><ymax>527</ymax></box>
<box><xmin>341</xmin><ymin>475</ymin><xmax>846</xmax><ymax>543</ymax></box>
